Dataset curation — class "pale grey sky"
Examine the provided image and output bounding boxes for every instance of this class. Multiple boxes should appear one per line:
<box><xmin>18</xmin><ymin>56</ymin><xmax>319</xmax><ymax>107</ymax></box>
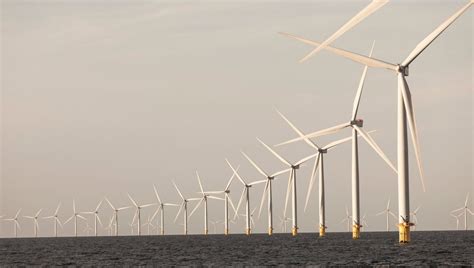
<box><xmin>1</xmin><ymin>0</ymin><xmax>472</xmax><ymax>237</ymax></box>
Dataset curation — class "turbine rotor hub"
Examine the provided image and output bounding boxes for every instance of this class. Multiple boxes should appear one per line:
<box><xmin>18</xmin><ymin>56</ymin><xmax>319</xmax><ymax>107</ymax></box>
<box><xmin>397</xmin><ymin>65</ymin><xmax>409</xmax><ymax>76</ymax></box>
<box><xmin>319</xmin><ymin>148</ymin><xmax>328</xmax><ymax>154</ymax></box>
<box><xmin>351</xmin><ymin>119</ymin><xmax>363</xmax><ymax>127</ymax></box>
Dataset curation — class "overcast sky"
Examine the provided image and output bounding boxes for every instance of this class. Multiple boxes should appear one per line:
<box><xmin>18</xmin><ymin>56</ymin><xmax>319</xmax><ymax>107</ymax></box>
<box><xmin>1</xmin><ymin>0</ymin><xmax>472</xmax><ymax>237</ymax></box>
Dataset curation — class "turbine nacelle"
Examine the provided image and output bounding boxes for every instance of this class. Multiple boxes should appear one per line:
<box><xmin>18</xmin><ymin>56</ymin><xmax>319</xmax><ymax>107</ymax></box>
<box><xmin>350</xmin><ymin>119</ymin><xmax>363</xmax><ymax>127</ymax></box>
<box><xmin>318</xmin><ymin>148</ymin><xmax>328</xmax><ymax>154</ymax></box>
<box><xmin>397</xmin><ymin>65</ymin><xmax>409</xmax><ymax>76</ymax></box>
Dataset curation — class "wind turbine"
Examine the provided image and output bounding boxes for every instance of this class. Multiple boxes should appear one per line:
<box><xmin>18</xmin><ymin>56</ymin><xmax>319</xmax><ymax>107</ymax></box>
<box><xmin>226</xmin><ymin>159</ymin><xmax>266</xmax><ymax>235</ymax></box>
<box><xmin>202</xmin><ymin>166</ymin><xmax>239</xmax><ymax>235</ymax></box>
<box><xmin>410</xmin><ymin>205</ymin><xmax>421</xmax><ymax>231</ymax></box>
<box><xmin>273</xmin><ymin>111</ymin><xmax>378</xmax><ymax>237</ymax></box>
<box><xmin>450</xmin><ymin>213</ymin><xmax>461</xmax><ymax>230</ymax></box>
<box><xmin>278</xmin><ymin>216</ymin><xmax>291</xmax><ymax>233</ymax></box>
<box><xmin>275</xmin><ymin>43</ymin><xmax>397</xmax><ymax>239</ymax></box>
<box><xmin>173</xmin><ymin>181</ymin><xmax>201</xmax><ymax>235</ymax></box>
<box><xmin>257</xmin><ymin>138</ymin><xmax>321</xmax><ymax>236</ymax></box>
<box><xmin>83</xmin><ymin>200</ymin><xmax>103</xmax><ymax>236</ymax></box>
<box><xmin>361</xmin><ymin>213</ymin><xmax>369</xmax><ymax>229</ymax></box>
<box><xmin>43</xmin><ymin>203</ymin><xmax>62</xmax><ymax>237</ymax></box>
<box><xmin>23</xmin><ymin>209</ymin><xmax>42</xmax><ymax>237</ymax></box>
<box><xmin>151</xmin><ymin>185</ymin><xmax>179</xmax><ymax>235</ymax></box>
<box><xmin>104</xmin><ymin>197</ymin><xmax>130</xmax><ymax>236</ymax></box>
<box><xmin>143</xmin><ymin>214</ymin><xmax>155</xmax><ymax>235</ymax></box>
<box><xmin>128</xmin><ymin>194</ymin><xmax>155</xmax><ymax>236</ymax></box>
<box><xmin>241</xmin><ymin>151</ymin><xmax>291</xmax><ymax>235</ymax></box>
<box><xmin>105</xmin><ymin>215</ymin><xmax>115</xmax><ymax>236</ymax></box>
<box><xmin>376</xmin><ymin>198</ymin><xmax>397</xmax><ymax>231</ymax></box>
<box><xmin>340</xmin><ymin>206</ymin><xmax>352</xmax><ymax>232</ymax></box>
<box><xmin>64</xmin><ymin>200</ymin><xmax>87</xmax><ymax>237</ymax></box>
<box><xmin>451</xmin><ymin>193</ymin><xmax>474</xmax><ymax>231</ymax></box>
<box><xmin>4</xmin><ymin>209</ymin><xmax>21</xmax><ymax>237</ymax></box>
<box><xmin>189</xmin><ymin>171</ymin><xmax>225</xmax><ymax>235</ymax></box>
<box><xmin>239</xmin><ymin>207</ymin><xmax>257</xmax><ymax>230</ymax></box>
<box><xmin>280</xmin><ymin>1</ymin><xmax>472</xmax><ymax>242</ymax></box>
<box><xmin>83</xmin><ymin>223</ymin><xmax>93</xmax><ymax>236</ymax></box>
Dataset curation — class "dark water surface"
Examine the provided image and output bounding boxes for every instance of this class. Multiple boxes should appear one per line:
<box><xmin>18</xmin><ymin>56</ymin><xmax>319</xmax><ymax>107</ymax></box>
<box><xmin>1</xmin><ymin>231</ymin><xmax>473</xmax><ymax>266</ymax></box>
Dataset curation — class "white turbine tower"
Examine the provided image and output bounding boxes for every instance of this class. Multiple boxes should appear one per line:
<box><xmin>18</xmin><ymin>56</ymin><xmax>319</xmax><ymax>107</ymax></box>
<box><xmin>151</xmin><ymin>185</ymin><xmax>179</xmax><ymax>235</ymax></box>
<box><xmin>4</xmin><ymin>209</ymin><xmax>21</xmax><ymax>237</ymax></box>
<box><xmin>280</xmin><ymin>1</ymin><xmax>472</xmax><ymax>242</ymax></box>
<box><xmin>64</xmin><ymin>200</ymin><xmax>87</xmax><ymax>237</ymax></box>
<box><xmin>128</xmin><ymin>194</ymin><xmax>155</xmax><ymax>236</ymax></box>
<box><xmin>83</xmin><ymin>200</ymin><xmax>103</xmax><ymax>237</ymax></box>
<box><xmin>275</xmin><ymin>43</ymin><xmax>397</xmax><ymax>239</ymax></box>
<box><xmin>451</xmin><ymin>193</ymin><xmax>474</xmax><ymax>231</ymax></box>
<box><xmin>43</xmin><ymin>203</ymin><xmax>62</xmax><ymax>237</ymax></box>
<box><xmin>226</xmin><ymin>159</ymin><xmax>266</xmax><ymax>235</ymax></box>
<box><xmin>376</xmin><ymin>198</ymin><xmax>397</xmax><ymax>231</ymax></box>
<box><xmin>241</xmin><ymin>151</ymin><xmax>291</xmax><ymax>235</ymax></box>
<box><xmin>340</xmin><ymin>206</ymin><xmax>352</xmax><ymax>232</ymax></box>
<box><xmin>104</xmin><ymin>197</ymin><xmax>130</xmax><ymax>236</ymax></box>
<box><xmin>189</xmin><ymin>171</ymin><xmax>224</xmax><ymax>235</ymax></box>
<box><xmin>173</xmin><ymin>181</ymin><xmax>201</xmax><ymax>235</ymax></box>
<box><xmin>273</xmin><ymin>111</ymin><xmax>381</xmax><ymax>237</ymax></box>
<box><xmin>24</xmin><ymin>209</ymin><xmax>42</xmax><ymax>237</ymax></box>
<box><xmin>202</xmin><ymin>165</ymin><xmax>240</xmax><ymax>235</ymax></box>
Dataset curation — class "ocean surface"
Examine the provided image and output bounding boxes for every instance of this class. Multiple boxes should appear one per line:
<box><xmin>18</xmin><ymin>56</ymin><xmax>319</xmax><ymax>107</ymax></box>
<box><xmin>0</xmin><ymin>231</ymin><xmax>473</xmax><ymax>266</ymax></box>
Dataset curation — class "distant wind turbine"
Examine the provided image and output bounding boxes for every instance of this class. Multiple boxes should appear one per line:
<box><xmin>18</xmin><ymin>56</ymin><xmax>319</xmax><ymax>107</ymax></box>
<box><xmin>23</xmin><ymin>209</ymin><xmax>42</xmax><ymax>237</ymax></box>
<box><xmin>128</xmin><ymin>194</ymin><xmax>155</xmax><ymax>236</ymax></box>
<box><xmin>340</xmin><ymin>206</ymin><xmax>352</xmax><ymax>232</ymax></box>
<box><xmin>82</xmin><ymin>200</ymin><xmax>103</xmax><ymax>236</ymax></box>
<box><xmin>151</xmin><ymin>185</ymin><xmax>179</xmax><ymax>235</ymax></box>
<box><xmin>376</xmin><ymin>198</ymin><xmax>397</xmax><ymax>231</ymax></box>
<box><xmin>43</xmin><ymin>203</ymin><xmax>62</xmax><ymax>237</ymax></box>
<box><xmin>451</xmin><ymin>193</ymin><xmax>474</xmax><ymax>231</ymax></box>
<box><xmin>4</xmin><ymin>209</ymin><xmax>22</xmax><ymax>237</ymax></box>
<box><xmin>64</xmin><ymin>200</ymin><xmax>87</xmax><ymax>237</ymax></box>
<box><xmin>173</xmin><ymin>181</ymin><xmax>201</xmax><ymax>235</ymax></box>
<box><xmin>105</xmin><ymin>197</ymin><xmax>130</xmax><ymax>236</ymax></box>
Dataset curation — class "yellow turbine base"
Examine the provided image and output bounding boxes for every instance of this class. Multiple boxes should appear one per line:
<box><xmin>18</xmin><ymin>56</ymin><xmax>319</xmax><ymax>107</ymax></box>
<box><xmin>268</xmin><ymin>227</ymin><xmax>273</xmax><ymax>236</ymax></box>
<box><xmin>352</xmin><ymin>224</ymin><xmax>361</xmax><ymax>239</ymax></box>
<box><xmin>398</xmin><ymin>222</ymin><xmax>412</xmax><ymax>243</ymax></box>
<box><xmin>224</xmin><ymin>228</ymin><xmax>229</xmax><ymax>235</ymax></box>
<box><xmin>245</xmin><ymin>228</ymin><xmax>251</xmax><ymax>236</ymax></box>
<box><xmin>292</xmin><ymin>227</ymin><xmax>298</xmax><ymax>236</ymax></box>
<box><xmin>319</xmin><ymin>226</ymin><xmax>326</xmax><ymax>237</ymax></box>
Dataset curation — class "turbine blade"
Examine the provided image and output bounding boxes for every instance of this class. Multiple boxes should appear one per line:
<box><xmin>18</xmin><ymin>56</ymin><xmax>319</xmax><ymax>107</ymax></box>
<box><xmin>208</xmin><ymin>196</ymin><xmax>224</xmax><ymax>201</ymax></box>
<box><xmin>279</xmin><ymin>32</ymin><xmax>398</xmax><ymax>71</ymax></box>
<box><xmin>258</xmin><ymin>180</ymin><xmax>269</xmax><ymax>218</ymax></box>
<box><xmin>35</xmin><ymin>209</ymin><xmax>43</xmax><ymax>217</ymax></box>
<box><xmin>196</xmin><ymin>171</ymin><xmax>205</xmax><ymax>194</ymax></box>
<box><xmin>96</xmin><ymin>215</ymin><xmax>103</xmax><ymax>227</ymax></box>
<box><xmin>77</xmin><ymin>214</ymin><xmax>87</xmax><ymax>221</ymax></box>
<box><xmin>322</xmin><ymin>135</ymin><xmax>353</xmax><ymax>150</ymax></box>
<box><xmin>235</xmin><ymin>187</ymin><xmax>246</xmax><ymax>219</ymax></box>
<box><xmin>153</xmin><ymin>184</ymin><xmax>162</xmax><ymax>204</ymax></box>
<box><xmin>127</xmin><ymin>194</ymin><xmax>139</xmax><ymax>207</ymax></box>
<box><xmin>173</xmin><ymin>181</ymin><xmax>185</xmax><ymax>200</ymax></box>
<box><xmin>64</xmin><ymin>215</ymin><xmax>74</xmax><ymax>225</ymax></box>
<box><xmin>228</xmin><ymin>194</ymin><xmax>238</xmax><ymax>217</ymax></box>
<box><xmin>275</xmin><ymin>122</ymin><xmax>349</xmax><ymax>147</ymax></box>
<box><xmin>257</xmin><ymin>138</ymin><xmax>292</xmax><ymax>167</ymax></box>
<box><xmin>226</xmin><ymin>159</ymin><xmax>247</xmax><ymax>186</ymax></box>
<box><xmin>242</xmin><ymin>151</ymin><xmax>269</xmax><ymax>178</ymax></box>
<box><xmin>140</xmin><ymin>203</ymin><xmax>155</xmax><ymax>208</ymax></box>
<box><xmin>95</xmin><ymin>200</ymin><xmax>103</xmax><ymax>212</ymax></box>
<box><xmin>402</xmin><ymin>1</ymin><xmax>473</xmax><ymax>67</ymax></box>
<box><xmin>271</xmin><ymin>168</ymin><xmax>292</xmax><ymax>178</ymax></box>
<box><xmin>300</xmin><ymin>0</ymin><xmax>388</xmax><ymax>62</ymax></box>
<box><xmin>105</xmin><ymin>197</ymin><xmax>115</xmax><ymax>210</ymax></box>
<box><xmin>464</xmin><ymin>193</ymin><xmax>470</xmax><ymax>207</ymax></box>
<box><xmin>304</xmin><ymin>153</ymin><xmax>320</xmax><ymax>212</ymax></box>
<box><xmin>225</xmin><ymin>165</ymin><xmax>239</xmax><ymax>191</ymax></box>
<box><xmin>294</xmin><ymin>152</ymin><xmax>319</xmax><ymax>166</ymax></box>
<box><xmin>353</xmin><ymin>125</ymin><xmax>397</xmax><ymax>173</ymax></box>
<box><xmin>352</xmin><ymin>41</ymin><xmax>375</xmax><ymax>121</ymax></box>
<box><xmin>174</xmin><ymin>203</ymin><xmax>184</xmax><ymax>223</ymax></box>
<box><xmin>399</xmin><ymin>75</ymin><xmax>426</xmax><ymax>192</ymax></box>
<box><xmin>189</xmin><ymin>198</ymin><xmax>203</xmax><ymax>218</ymax></box>
<box><xmin>55</xmin><ymin>203</ymin><xmax>61</xmax><ymax>215</ymax></box>
<box><xmin>249</xmin><ymin>179</ymin><xmax>267</xmax><ymax>186</ymax></box>
<box><xmin>275</xmin><ymin>109</ymin><xmax>319</xmax><ymax>150</ymax></box>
